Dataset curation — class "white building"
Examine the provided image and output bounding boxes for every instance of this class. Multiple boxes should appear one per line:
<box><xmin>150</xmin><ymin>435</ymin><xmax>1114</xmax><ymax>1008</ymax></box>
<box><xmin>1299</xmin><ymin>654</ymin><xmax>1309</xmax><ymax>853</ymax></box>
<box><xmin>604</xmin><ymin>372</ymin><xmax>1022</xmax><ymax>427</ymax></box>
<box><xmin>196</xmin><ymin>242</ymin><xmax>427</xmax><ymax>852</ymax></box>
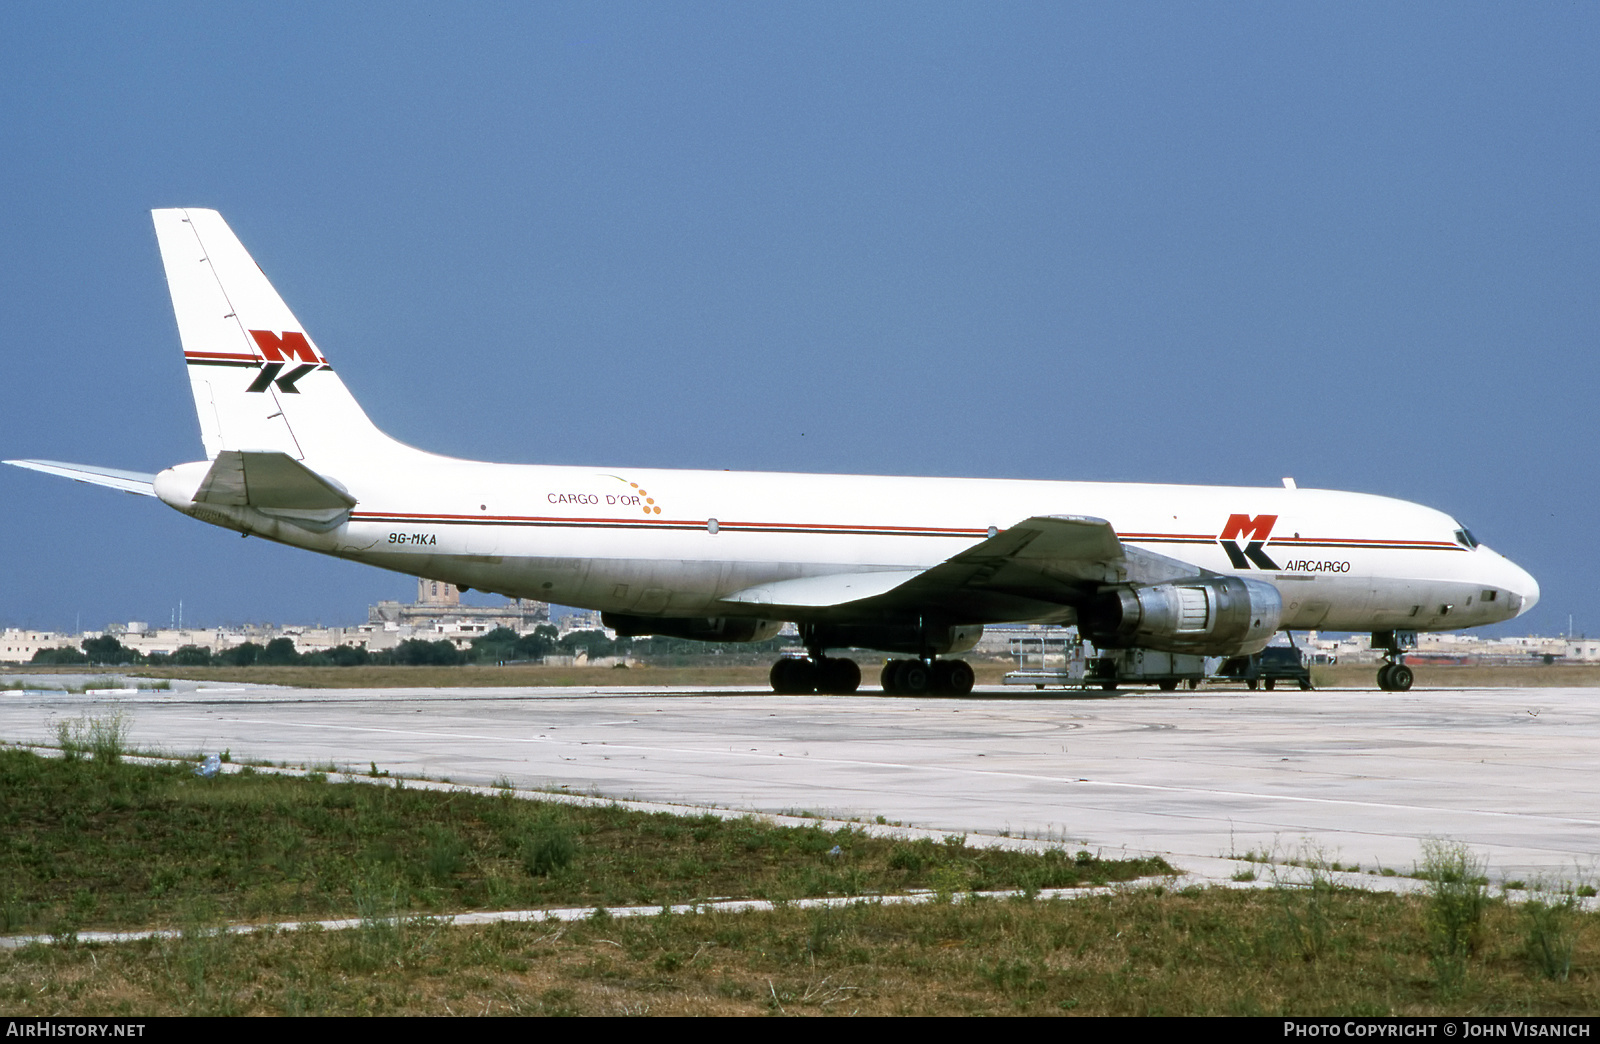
<box><xmin>0</xmin><ymin>629</ymin><xmax>75</xmax><ymax>663</ymax></box>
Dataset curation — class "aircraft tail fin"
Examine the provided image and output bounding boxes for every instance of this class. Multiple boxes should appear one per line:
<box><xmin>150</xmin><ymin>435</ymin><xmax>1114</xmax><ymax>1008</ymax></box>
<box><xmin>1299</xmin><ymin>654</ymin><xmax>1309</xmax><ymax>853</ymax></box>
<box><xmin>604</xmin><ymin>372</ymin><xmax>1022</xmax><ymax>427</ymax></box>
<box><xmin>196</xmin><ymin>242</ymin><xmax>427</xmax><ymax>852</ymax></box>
<box><xmin>152</xmin><ymin>208</ymin><xmax>401</xmax><ymax>463</ymax></box>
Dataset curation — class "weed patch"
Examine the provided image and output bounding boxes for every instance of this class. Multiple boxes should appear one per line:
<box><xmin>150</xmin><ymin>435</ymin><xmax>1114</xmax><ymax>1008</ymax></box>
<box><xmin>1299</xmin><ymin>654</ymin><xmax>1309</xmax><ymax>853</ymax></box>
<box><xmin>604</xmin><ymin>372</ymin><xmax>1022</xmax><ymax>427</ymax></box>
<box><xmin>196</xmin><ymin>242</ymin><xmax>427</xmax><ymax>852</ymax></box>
<box><xmin>1270</xmin><ymin>847</ymin><xmax>1339</xmax><ymax>963</ymax></box>
<box><xmin>1420</xmin><ymin>839</ymin><xmax>1489</xmax><ymax>992</ymax></box>
<box><xmin>53</xmin><ymin>711</ymin><xmax>129</xmax><ymax>764</ymax></box>
<box><xmin>1522</xmin><ymin>885</ymin><xmax>1582</xmax><ymax>982</ymax></box>
<box><xmin>519</xmin><ymin>813</ymin><xmax>577</xmax><ymax>877</ymax></box>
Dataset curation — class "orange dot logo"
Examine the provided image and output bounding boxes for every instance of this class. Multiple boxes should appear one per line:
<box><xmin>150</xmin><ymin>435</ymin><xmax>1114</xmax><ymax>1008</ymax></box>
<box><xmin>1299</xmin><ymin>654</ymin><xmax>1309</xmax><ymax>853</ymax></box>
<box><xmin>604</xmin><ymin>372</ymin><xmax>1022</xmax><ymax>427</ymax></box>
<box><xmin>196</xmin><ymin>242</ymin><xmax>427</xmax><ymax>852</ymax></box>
<box><xmin>604</xmin><ymin>475</ymin><xmax>665</xmax><ymax>517</ymax></box>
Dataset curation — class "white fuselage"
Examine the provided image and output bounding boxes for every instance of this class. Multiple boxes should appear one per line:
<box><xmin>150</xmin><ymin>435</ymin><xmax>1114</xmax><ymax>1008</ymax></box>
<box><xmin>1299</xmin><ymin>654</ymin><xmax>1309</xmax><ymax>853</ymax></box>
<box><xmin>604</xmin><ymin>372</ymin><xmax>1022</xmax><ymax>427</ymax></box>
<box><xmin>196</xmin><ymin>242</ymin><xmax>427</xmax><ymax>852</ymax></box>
<box><xmin>154</xmin><ymin>450</ymin><xmax>1538</xmax><ymax>633</ymax></box>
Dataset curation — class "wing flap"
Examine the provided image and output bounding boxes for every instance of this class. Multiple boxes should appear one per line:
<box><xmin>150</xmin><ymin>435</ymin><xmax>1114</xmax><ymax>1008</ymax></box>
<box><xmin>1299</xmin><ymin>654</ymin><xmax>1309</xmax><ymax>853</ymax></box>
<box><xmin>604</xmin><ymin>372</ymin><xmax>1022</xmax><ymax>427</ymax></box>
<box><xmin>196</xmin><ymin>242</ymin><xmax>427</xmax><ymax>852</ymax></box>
<box><xmin>4</xmin><ymin>459</ymin><xmax>157</xmax><ymax>497</ymax></box>
<box><xmin>726</xmin><ymin>570</ymin><xmax>925</xmax><ymax>608</ymax></box>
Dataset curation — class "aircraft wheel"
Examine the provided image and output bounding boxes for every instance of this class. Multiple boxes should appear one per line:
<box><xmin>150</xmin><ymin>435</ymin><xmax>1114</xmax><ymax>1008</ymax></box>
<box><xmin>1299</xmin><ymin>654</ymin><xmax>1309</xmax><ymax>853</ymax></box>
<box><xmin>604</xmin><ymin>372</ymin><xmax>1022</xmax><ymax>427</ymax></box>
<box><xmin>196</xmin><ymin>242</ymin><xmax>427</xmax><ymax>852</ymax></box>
<box><xmin>1388</xmin><ymin>664</ymin><xmax>1413</xmax><ymax>692</ymax></box>
<box><xmin>1099</xmin><ymin>680</ymin><xmax>1118</xmax><ymax>691</ymax></box>
<box><xmin>1264</xmin><ymin>678</ymin><xmax>1276</xmax><ymax>691</ymax></box>
<box><xmin>899</xmin><ymin>660</ymin><xmax>932</xmax><ymax>694</ymax></box>
<box><xmin>1157</xmin><ymin>678</ymin><xmax>1178</xmax><ymax>691</ymax></box>
<box><xmin>770</xmin><ymin>657</ymin><xmax>817</xmax><ymax>694</ymax></box>
<box><xmin>1377</xmin><ymin>663</ymin><xmax>1395</xmax><ymax>691</ymax></box>
<box><xmin>880</xmin><ymin>660</ymin><xmax>901</xmax><ymax>693</ymax></box>
<box><xmin>1246</xmin><ymin>679</ymin><xmax>1259</xmax><ymax>691</ymax></box>
<box><xmin>935</xmin><ymin>659</ymin><xmax>975</xmax><ymax>695</ymax></box>
<box><xmin>1298</xmin><ymin>677</ymin><xmax>1313</xmax><ymax>691</ymax></box>
<box><xmin>818</xmin><ymin>657</ymin><xmax>860</xmax><ymax>694</ymax></box>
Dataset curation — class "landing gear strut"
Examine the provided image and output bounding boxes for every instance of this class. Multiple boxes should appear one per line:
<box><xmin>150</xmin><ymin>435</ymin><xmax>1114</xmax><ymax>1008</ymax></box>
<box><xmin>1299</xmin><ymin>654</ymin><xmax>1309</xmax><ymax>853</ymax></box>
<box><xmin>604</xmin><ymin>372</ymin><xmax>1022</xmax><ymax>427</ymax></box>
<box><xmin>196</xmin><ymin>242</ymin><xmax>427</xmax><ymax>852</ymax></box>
<box><xmin>1372</xmin><ymin>629</ymin><xmax>1417</xmax><ymax>692</ymax></box>
<box><xmin>878</xmin><ymin>658</ymin><xmax>975</xmax><ymax>695</ymax></box>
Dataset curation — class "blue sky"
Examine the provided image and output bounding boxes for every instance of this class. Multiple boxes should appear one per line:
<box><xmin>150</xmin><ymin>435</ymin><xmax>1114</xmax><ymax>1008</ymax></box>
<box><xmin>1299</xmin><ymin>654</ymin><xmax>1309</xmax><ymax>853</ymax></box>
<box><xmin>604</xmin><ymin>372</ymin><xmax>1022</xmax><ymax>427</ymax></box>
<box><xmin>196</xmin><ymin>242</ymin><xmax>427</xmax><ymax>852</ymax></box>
<box><xmin>1</xmin><ymin>3</ymin><xmax>1595</xmax><ymax>636</ymax></box>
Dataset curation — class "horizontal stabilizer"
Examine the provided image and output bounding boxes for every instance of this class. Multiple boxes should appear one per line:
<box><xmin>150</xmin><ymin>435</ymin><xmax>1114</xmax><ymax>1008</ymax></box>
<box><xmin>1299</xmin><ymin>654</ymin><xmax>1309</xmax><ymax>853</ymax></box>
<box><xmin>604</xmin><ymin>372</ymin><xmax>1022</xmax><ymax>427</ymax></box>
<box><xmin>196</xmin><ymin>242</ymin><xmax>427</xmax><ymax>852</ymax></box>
<box><xmin>3</xmin><ymin>459</ymin><xmax>156</xmax><ymax>497</ymax></box>
<box><xmin>194</xmin><ymin>450</ymin><xmax>356</xmax><ymax>510</ymax></box>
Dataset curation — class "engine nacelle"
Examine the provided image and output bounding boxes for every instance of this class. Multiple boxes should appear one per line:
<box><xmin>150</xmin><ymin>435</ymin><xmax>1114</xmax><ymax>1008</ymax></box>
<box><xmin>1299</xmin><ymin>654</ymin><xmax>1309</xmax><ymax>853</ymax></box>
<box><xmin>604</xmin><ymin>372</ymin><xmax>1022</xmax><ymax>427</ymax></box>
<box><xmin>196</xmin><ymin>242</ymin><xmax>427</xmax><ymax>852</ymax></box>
<box><xmin>600</xmin><ymin>613</ymin><xmax>784</xmax><ymax>643</ymax></box>
<box><xmin>1083</xmin><ymin>575</ymin><xmax>1281</xmax><ymax>656</ymax></box>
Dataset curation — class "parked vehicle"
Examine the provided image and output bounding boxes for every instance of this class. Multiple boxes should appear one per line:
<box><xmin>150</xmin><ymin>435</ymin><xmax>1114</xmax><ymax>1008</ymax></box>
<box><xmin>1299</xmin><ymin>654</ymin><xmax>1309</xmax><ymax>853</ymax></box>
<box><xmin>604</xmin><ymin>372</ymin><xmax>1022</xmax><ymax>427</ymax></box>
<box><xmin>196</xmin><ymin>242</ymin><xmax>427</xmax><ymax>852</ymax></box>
<box><xmin>1215</xmin><ymin>646</ymin><xmax>1313</xmax><ymax>690</ymax></box>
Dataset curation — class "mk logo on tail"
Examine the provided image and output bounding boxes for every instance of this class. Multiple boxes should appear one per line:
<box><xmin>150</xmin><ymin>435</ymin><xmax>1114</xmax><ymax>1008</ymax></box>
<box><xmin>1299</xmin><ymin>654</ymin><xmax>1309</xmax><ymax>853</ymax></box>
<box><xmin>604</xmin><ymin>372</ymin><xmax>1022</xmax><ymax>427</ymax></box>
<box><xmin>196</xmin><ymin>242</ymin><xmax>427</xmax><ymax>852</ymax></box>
<box><xmin>245</xmin><ymin>330</ymin><xmax>326</xmax><ymax>394</ymax></box>
<box><xmin>1220</xmin><ymin>513</ymin><xmax>1279</xmax><ymax>571</ymax></box>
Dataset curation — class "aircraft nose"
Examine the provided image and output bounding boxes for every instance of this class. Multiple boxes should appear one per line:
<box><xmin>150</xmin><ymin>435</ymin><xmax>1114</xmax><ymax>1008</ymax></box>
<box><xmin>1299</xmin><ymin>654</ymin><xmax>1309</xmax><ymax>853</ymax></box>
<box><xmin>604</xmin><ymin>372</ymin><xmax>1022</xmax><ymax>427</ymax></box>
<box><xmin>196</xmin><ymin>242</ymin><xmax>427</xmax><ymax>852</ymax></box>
<box><xmin>1484</xmin><ymin>548</ymin><xmax>1539</xmax><ymax>618</ymax></box>
<box><xmin>1511</xmin><ymin>562</ymin><xmax>1540</xmax><ymax>616</ymax></box>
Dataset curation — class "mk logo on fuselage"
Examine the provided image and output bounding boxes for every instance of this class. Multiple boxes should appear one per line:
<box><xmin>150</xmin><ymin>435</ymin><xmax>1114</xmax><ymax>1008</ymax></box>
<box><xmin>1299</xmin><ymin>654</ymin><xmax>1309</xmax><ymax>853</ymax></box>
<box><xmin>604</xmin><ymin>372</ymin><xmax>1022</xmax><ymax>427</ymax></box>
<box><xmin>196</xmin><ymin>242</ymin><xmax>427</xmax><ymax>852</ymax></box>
<box><xmin>245</xmin><ymin>330</ymin><xmax>325</xmax><ymax>394</ymax></box>
<box><xmin>1219</xmin><ymin>513</ymin><xmax>1279</xmax><ymax>571</ymax></box>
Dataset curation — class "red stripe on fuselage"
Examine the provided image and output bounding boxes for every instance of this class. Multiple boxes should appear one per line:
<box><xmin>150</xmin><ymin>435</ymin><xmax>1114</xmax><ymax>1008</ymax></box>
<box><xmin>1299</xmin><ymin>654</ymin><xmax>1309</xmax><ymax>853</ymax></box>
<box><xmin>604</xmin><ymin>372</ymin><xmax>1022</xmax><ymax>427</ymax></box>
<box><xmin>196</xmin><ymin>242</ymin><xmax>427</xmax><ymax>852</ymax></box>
<box><xmin>345</xmin><ymin>512</ymin><xmax>1462</xmax><ymax>549</ymax></box>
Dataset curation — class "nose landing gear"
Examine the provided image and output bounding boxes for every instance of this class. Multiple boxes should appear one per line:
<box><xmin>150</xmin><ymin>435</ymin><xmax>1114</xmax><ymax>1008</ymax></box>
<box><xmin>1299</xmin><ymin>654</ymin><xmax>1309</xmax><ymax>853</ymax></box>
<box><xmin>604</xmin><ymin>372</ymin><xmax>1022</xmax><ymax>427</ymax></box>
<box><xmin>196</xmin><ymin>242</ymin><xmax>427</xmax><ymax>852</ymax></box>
<box><xmin>1377</xmin><ymin>662</ymin><xmax>1414</xmax><ymax>692</ymax></box>
<box><xmin>1372</xmin><ymin>630</ymin><xmax>1417</xmax><ymax>692</ymax></box>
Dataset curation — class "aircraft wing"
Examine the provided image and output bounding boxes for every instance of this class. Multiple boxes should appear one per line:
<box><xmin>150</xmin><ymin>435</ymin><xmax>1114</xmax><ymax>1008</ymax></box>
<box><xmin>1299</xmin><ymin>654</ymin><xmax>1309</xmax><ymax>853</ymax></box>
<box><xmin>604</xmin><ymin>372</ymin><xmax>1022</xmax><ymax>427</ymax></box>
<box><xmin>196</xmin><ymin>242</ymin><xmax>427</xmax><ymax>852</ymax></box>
<box><xmin>3</xmin><ymin>459</ymin><xmax>157</xmax><ymax>497</ymax></box>
<box><xmin>724</xmin><ymin>515</ymin><xmax>1207</xmax><ymax>621</ymax></box>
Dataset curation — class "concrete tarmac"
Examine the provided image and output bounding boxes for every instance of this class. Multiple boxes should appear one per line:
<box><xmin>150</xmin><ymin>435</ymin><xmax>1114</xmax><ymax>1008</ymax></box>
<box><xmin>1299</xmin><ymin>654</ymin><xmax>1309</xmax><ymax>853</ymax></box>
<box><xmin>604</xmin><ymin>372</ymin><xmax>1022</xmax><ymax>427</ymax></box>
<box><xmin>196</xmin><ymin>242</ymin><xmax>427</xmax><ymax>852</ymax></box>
<box><xmin>2</xmin><ymin>680</ymin><xmax>1595</xmax><ymax>885</ymax></box>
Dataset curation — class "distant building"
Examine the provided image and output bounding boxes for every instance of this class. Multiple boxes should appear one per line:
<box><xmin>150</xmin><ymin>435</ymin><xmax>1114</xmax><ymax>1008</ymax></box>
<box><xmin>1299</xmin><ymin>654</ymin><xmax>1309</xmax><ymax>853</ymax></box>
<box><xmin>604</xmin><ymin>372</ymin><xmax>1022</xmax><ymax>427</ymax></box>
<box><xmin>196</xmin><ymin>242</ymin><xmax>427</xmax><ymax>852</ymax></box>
<box><xmin>0</xmin><ymin>579</ymin><xmax>556</xmax><ymax>663</ymax></box>
<box><xmin>554</xmin><ymin>609</ymin><xmax>604</xmax><ymax>634</ymax></box>
<box><xmin>0</xmin><ymin>629</ymin><xmax>75</xmax><ymax>663</ymax></box>
<box><xmin>363</xmin><ymin>578</ymin><xmax>551</xmax><ymax>651</ymax></box>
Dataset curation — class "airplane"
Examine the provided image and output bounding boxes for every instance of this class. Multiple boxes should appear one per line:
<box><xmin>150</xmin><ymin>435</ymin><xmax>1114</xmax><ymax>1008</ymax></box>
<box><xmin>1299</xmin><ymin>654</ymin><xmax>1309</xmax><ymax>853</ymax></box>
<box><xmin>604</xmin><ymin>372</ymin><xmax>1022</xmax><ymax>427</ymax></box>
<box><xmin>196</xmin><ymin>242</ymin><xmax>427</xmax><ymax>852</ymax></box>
<box><xmin>7</xmin><ymin>209</ymin><xmax>1539</xmax><ymax>695</ymax></box>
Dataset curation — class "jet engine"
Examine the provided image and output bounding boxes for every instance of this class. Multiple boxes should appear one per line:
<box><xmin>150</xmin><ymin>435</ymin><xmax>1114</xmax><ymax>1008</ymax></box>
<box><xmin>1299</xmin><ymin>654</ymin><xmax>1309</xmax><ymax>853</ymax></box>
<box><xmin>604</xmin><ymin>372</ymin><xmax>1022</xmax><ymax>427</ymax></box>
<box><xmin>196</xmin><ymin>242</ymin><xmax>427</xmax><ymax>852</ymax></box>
<box><xmin>1082</xmin><ymin>576</ymin><xmax>1281</xmax><ymax>656</ymax></box>
<box><xmin>601</xmin><ymin>614</ymin><xmax>783</xmax><ymax>643</ymax></box>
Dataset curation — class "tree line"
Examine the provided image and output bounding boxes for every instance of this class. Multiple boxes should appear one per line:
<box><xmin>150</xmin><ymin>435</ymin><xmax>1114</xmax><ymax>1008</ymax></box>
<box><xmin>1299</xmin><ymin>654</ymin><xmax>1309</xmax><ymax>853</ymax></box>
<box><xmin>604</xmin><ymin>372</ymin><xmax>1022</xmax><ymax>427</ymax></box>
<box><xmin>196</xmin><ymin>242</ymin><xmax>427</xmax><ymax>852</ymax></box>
<box><xmin>27</xmin><ymin>626</ymin><xmax>789</xmax><ymax>668</ymax></box>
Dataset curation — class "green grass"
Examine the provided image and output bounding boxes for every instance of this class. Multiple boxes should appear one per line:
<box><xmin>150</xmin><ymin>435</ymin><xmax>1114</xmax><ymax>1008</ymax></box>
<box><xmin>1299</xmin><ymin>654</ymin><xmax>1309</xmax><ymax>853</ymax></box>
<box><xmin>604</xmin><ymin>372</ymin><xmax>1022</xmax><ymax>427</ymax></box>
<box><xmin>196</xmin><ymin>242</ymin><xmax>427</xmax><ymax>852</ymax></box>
<box><xmin>3</xmin><ymin>886</ymin><xmax>1598</xmax><ymax>1015</ymax></box>
<box><xmin>1</xmin><ymin>676</ymin><xmax>170</xmax><ymax>693</ymax></box>
<box><xmin>3</xmin><ymin>748</ymin><xmax>1599</xmax><ymax>1015</ymax></box>
<box><xmin>0</xmin><ymin>748</ymin><xmax>1164</xmax><ymax>938</ymax></box>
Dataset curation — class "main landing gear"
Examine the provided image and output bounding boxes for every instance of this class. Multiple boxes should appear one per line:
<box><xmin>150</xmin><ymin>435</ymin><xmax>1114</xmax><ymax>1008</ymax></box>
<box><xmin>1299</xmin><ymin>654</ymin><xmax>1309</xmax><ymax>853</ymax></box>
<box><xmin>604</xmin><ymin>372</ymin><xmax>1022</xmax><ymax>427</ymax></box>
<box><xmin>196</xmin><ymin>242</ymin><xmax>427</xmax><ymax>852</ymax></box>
<box><xmin>1372</xmin><ymin>629</ymin><xmax>1417</xmax><ymax>692</ymax></box>
<box><xmin>770</xmin><ymin>656</ymin><xmax>861</xmax><ymax>694</ymax></box>
<box><xmin>770</xmin><ymin>624</ymin><xmax>977</xmax><ymax>695</ymax></box>
<box><xmin>879</xmin><ymin>658</ymin><xmax>975</xmax><ymax>695</ymax></box>
<box><xmin>767</xmin><ymin>656</ymin><xmax>977</xmax><ymax>695</ymax></box>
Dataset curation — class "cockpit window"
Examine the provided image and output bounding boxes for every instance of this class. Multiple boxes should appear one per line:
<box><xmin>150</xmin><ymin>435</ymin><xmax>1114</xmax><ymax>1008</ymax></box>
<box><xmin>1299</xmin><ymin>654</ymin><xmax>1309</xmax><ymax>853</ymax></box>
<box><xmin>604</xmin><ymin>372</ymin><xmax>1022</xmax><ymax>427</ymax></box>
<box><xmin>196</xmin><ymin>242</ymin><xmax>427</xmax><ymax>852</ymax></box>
<box><xmin>1453</xmin><ymin>527</ymin><xmax>1478</xmax><ymax>550</ymax></box>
